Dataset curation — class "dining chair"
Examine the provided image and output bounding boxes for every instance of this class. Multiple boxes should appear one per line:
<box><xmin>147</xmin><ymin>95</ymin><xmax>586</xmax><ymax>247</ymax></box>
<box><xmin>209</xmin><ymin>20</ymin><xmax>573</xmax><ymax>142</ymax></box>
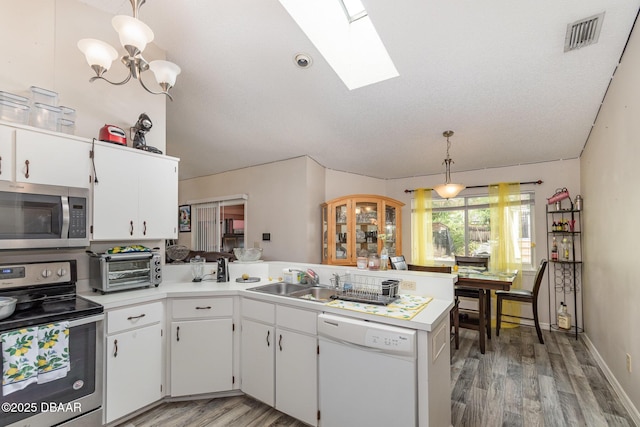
<box><xmin>389</xmin><ymin>255</ymin><xmax>408</xmax><ymax>270</ymax></box>
<box><xmin>407</xmin><ymin>264</ymin><xmax>459</xmax><ymax>350</ymax></box>
<box><xmin>454</xmin><ymin>255</ymin><xmax>491</xmax><ymax>340</ymax></box>
<box><xmin>496</xmin><ymin>259</ymin><xmax>548</xmax><ymax>344</ymax></box>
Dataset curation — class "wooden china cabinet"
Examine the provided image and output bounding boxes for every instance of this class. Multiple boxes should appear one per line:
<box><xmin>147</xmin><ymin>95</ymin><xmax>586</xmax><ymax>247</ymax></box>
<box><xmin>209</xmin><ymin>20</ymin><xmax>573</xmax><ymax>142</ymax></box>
<box><xmin>321</xmin><ymin>194</ymin><xmax>404</xmax><ymax>266</ymax></box>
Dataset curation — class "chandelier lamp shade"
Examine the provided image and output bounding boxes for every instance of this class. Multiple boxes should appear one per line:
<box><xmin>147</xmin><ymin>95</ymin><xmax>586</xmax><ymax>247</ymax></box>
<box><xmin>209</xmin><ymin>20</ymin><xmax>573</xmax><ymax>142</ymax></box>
<box><xmin>432</xmin><ymin>130</ymin><xmax>466</xmax><ymax>199</ymax></box>
<box><xmin>77</xmin><ymin>0</ymin><xmax>181</xmax><ymax>100</ymax></box>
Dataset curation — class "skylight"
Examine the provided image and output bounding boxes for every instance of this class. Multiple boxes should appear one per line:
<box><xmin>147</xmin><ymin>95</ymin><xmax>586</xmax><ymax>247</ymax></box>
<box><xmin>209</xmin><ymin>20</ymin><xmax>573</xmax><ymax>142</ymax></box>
<box><xmin>278</xmin><ymin>0</ymin><xmax>399</xmax><ymax>90</ymax></box>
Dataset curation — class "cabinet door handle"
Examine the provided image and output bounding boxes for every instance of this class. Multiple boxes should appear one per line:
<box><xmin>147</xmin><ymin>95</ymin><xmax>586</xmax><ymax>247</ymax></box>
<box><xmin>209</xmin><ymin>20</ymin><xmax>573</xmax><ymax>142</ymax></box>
<box><xmin>143</xmin><ymin>221</ymin><xmax>147</xmax><ymax>235</ymax></box>
<box><xmin>266</xmin><ymin>330</ymin><xmax>270</xmax><ymax>347</ymax></box>
<box><xmin>279</xmin><ymin>334</ymin><xmax>283</xmax><ymax>351</ymax></box>
<box><xmin>129</xmin><ymin>220</ymin><xmax>134</xmax><ymax>236</ymax></box>
<box><xmin>24</xmin><ymin>159</ymin><xmax>30</xmax><ymax>179</ymax></box>
<box><xmin>113</xmin><ymin>339</ymin><xmax>118</xmax><ymax>357</ymax></box>
<box><xmin>0</xmin><ymin>155</ymin><xmax>2</xmax><ymax>175</ymax></box>
<box><xmin>176</xmin><ymin>326</ymin><xmax>180</xmax><ymax>342</ymax></box>
<box><xmin>127</xmin><ymin>314</ymin><xmax>146</xmax><ymax>320</ymax></box>
<box><xmin>195</xmin><ymin>306</ymin><xmax>212</xmax><ymax>310</ymax></box>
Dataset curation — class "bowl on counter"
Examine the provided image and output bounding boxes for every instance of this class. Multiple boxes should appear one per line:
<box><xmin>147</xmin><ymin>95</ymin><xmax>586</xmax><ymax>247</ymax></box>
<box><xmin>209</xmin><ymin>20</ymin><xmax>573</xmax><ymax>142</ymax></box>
<box><xmin>0</xmin><ymin>297</ymin><xmax>17</xmax><ymax>320</ymax></box>
<box><xmin>233</xmin><ymin>247</ymin><xmax>263</xmax><ymax>262</ymax></box>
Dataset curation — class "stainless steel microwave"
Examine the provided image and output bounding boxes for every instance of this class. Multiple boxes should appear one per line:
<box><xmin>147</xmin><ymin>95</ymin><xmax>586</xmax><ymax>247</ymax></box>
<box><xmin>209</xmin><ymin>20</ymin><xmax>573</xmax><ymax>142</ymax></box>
<box><xmin>0</xmin><ymin>182</ymin><xmax>89</xmax><ymax>249</ymax></box>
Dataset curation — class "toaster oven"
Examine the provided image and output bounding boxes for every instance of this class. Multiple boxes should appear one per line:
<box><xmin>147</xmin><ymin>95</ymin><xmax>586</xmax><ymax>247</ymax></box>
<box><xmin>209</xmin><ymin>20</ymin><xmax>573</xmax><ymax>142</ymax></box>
<box><xmin>89</xmin><ymin>252</ymin><xmax>162</xmax><ymax>293</ymax></box>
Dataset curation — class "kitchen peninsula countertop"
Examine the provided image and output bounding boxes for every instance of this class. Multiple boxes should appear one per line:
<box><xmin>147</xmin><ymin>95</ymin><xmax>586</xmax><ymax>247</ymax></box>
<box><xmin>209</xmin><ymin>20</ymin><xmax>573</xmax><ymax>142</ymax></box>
<box><xmin>79</xmin><ymin>261</ymin><xmax>455</xmax><ymax>332</ymax></box>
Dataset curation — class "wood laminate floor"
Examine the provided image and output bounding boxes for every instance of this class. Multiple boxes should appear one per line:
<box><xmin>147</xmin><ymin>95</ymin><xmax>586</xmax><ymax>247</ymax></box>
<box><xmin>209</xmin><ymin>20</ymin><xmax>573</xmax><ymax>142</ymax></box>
<box><xmin>120</xmin><ymin>327</ymin><xmax>636</xmax><ymax>427</ymax></box>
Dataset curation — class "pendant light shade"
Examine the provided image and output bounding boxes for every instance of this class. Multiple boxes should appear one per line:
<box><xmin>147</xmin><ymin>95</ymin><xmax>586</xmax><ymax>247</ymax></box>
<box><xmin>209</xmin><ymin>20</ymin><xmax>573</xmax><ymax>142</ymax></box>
<box><xmin>149</xmin><ymin>60</ymin><xmax>182</xmax><ymax>88</ymax></box>
<box><xmin>112</xmin><ymin>15</ymin><xmax>154</xmax><ymax>53</ymax></box>
<box><xmin>77</xmin><ymin>39</ymin><xmax>118</xmax><ymax>74</ymax></box>
<box><xmin>433</xmin><ymin>182</ymin><xmax>466</xmax><ymax>199</ymax></box>
<box><xmin>433</xmin><ymin>130</ymin><xmax>465</xmax><ymax>199</ymax></box>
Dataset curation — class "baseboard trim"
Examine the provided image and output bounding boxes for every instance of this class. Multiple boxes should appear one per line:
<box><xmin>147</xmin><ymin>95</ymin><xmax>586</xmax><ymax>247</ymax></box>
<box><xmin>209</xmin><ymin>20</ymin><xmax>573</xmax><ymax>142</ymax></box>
<box><xmin>581</xmin><ymin>333</ymin><xmax>640</xmax><ymax>426</ymax></box>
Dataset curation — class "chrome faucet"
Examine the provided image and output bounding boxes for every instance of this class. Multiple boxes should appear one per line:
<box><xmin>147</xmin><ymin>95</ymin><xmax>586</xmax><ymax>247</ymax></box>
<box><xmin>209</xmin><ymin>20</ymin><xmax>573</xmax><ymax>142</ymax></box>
<box><xmin>289</xmin><ymin>268</ymin><xmax>320</xmax><ymax>285</ymax></box>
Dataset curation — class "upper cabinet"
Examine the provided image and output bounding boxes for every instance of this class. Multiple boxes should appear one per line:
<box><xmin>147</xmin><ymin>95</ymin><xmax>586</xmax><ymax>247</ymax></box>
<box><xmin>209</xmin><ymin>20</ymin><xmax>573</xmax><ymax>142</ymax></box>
<box><xmin>321</xmin><ymin>194</ymin><xmax>403</xmax><ymax>266</ymax></box>
<box><xmin>91</xmin><ymin>142</ymin><xmax>179</xmax><ymax>241</ymax></box>
<box><xmin>0</xmin><ymin>125</ymin><xmax>90</xmax><ymax>188</ymax></box>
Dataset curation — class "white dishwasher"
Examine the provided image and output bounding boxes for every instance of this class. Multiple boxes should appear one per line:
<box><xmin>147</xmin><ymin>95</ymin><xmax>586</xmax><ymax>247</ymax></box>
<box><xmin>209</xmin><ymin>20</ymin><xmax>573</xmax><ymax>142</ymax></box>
<box><xmin>317</xmin><ymin>313</ymin><xmax>417</xmax><ymax>427</ymax></box>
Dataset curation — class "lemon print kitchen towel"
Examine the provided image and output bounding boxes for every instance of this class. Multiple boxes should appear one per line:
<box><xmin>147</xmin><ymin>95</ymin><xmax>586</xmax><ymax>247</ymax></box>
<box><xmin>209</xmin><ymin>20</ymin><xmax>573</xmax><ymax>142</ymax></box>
<box><xmin>1</xmin><ymin>322</ymin><xmax>70</xmax><ymax>396</ymax></box>
<box><xmin>1</xmin><ymin>327</ymin><xmax>39</xmax><ymax>395</ymax></box>
<box><xmin>37</xmin><ymin>322</ymin><xmax>70</xmax><ymax>384</ymax></box>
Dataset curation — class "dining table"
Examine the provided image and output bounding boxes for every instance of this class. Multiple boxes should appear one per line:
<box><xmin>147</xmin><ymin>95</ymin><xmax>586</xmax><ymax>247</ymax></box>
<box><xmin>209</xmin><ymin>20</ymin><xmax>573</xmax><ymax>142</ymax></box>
<box><xmin>455</xmin><ymin>267</ymin><xmax>518</xmax><ymax>354</ymax></box>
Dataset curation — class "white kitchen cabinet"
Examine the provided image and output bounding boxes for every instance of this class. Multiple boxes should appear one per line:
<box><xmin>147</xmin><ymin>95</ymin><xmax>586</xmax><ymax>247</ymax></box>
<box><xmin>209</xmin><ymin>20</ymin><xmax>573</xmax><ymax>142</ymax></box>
<box><xmin>240</xmin><ymin>299</ymin><xmax>318</xmax><ymax>426</ymax></box>
<box><xmin>104</xmin><ymin>301</ymin><xmax>164</xmax><ymax>424</ymax></box>
<box><xmin>0</xmin><ymin>125</ymin><xmax>90</xmax><ymax>187</ymax></box>
<box><xmin>275</xmin><ymin>328</ymin><xmax>317</xmax><ymax>425</ymax></box>
<box><xmin>169</xmin><ymin>298</ymin><xmax>234</xmax><ymax>397</ymax></box>
<box><xmin>241</xmin><ymin>318</ymin><xmax>275</xmax><ymax>406</ymax></box>
<box><xmin>91</xmin><ymin>142</ymin><xmax>179</xmax><ymax>240</ymax></box>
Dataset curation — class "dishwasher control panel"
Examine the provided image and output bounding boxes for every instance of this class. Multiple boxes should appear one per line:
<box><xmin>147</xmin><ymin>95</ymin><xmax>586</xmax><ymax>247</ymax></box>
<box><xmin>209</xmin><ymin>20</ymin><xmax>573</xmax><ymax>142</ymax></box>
<box><xmin>318</xmin><ymin>313</ymin><xmax>416</xmax><ymax>357</ymax></box>
<box><xmin>365</xmin><ymin>329</ymin><xmax>414</xmax><ymax>353</ymax></box>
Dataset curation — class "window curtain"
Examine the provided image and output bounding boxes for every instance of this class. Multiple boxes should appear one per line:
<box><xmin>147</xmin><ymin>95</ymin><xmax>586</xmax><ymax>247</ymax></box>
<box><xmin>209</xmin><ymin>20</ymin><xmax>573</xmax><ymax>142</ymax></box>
<box><xmin>489</xmin><ymin>182</ymin><xmax>523</xmax><ymax>324</ymax></box>
<box><xmin>411</xmin><ymin>188</ymin><xmax>434</xmax><ymax>264</ymax></box>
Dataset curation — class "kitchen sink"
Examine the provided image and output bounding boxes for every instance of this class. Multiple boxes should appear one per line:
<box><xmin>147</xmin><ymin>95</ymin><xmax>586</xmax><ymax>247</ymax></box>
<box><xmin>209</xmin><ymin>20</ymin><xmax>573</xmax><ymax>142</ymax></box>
<box><xmin>288</xmin><ymin>287</ymin><xmax>337</xmax><ymax>302</ymax></box>
<box><xmin>247</xmin><ymin>282</ymin><xmax>337</xmax><ymax>303</ymax></box>
<box><xmin>247</xmin><ymin>282</ymin><xmax>309</xmax><ymax>295</ymax></box>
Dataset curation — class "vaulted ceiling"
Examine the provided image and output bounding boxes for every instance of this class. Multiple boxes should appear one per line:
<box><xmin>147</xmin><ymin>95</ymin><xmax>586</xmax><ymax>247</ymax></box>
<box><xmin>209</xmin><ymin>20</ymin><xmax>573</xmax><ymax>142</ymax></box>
<box><xmin>80</xmin><ymin>0</ymin><xmax>640</xmax><ymax>180</ymax></box>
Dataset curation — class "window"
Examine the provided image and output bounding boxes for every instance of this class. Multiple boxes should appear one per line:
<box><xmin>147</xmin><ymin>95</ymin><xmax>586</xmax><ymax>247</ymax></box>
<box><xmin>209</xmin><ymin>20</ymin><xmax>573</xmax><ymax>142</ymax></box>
<box><xmin>190</xmin><ymin>195</ymin><xmax>247</xmax><ymax>252</ymax></box>
<box><xmin>412</xmin><ymin>192</ymin><xmax>535</xmax><ymax>267</ymax></box>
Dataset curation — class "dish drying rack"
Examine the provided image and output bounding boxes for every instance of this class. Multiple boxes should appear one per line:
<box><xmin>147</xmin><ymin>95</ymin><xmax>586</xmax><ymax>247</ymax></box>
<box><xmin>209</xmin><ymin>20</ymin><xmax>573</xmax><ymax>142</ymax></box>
<box><xmin>330</xmin><ymin>273</ymin><xmax>400</xmax><ymax>305</ymax></box>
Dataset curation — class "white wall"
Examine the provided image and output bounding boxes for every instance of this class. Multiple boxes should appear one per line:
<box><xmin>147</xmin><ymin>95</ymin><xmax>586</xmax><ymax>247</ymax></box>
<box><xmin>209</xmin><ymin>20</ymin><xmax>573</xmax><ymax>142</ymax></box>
<box><xmin>581</xmin><ymin>17</ymin><xmax>640</xmax><ymax>414</ymax></box>
<box><xmin>178</xmin><ymin>156</ymin><xmax>325</xmax><ymax>263</ymax></box>
<box><xmin>0</xmin><ymin>0</ymin><xmax>167</xmax><ymax>151</ymax></box>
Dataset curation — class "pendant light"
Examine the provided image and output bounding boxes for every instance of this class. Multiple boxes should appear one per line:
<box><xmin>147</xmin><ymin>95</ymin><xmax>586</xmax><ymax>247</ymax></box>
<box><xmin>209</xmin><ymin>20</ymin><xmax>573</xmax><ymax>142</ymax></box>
<box><xmin>77</xmin><ymin>0</ymin><xmax>181</xmax><ymax>100</ymax></box>
<box><xmin>433</xmin><ymin>130</ymin><xmax>465</xmax><ymax>199</ymax></box>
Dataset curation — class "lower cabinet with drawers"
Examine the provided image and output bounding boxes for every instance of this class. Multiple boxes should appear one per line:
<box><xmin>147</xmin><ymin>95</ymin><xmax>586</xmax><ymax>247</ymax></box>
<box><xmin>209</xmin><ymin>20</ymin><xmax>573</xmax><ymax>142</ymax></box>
<box><xmin>169</xmin><ymin>297</ymin><xmax>236</xmax><ymax>397</ymax></box>
<box><xmin>104</xmin><ymin>301</ymin><xmax>165</xmax><ymax>424</ymax></box>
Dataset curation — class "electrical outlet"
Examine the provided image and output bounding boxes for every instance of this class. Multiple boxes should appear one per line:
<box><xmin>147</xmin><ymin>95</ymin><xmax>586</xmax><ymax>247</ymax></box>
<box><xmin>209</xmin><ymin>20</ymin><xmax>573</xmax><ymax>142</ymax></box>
<box><xmin>627</xmin><ymin>353</ymin><xmax>632</xmax><ymax>373</ymax></box>
<box><xmin>400</xmin><ymin>280</ymin><xmax>416</xmax><ymax>291</ymax></box>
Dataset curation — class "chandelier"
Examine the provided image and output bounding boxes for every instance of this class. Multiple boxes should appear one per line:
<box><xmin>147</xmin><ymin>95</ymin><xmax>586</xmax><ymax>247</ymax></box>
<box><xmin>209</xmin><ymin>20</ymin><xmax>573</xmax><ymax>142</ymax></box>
<box><xmin>433</xmin><ymin>130</ymin><xmax>465</xmax><ymax>199</ymax></box>
<box><xmin>77</xmin><ymin>0</ymin><xmax>181</xmax><ymax>100</ymax></box>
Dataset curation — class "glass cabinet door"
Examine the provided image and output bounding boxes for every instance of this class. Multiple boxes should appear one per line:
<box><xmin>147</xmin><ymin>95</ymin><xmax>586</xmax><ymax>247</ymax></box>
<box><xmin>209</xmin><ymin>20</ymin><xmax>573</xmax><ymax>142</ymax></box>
<box><xmin>353</xmin><ymin>200</ymin><xmax>380</xmax><ymax>259</ymax></box>
<box><xmin>382</xmin><ymin>201</ymin><xmax>400</xmax><ymax>257</ymax></box>
<box><xmin>334</xmin><ymin>201</ymin><xmax>349</xmax><ymax>262</ymax></box>
<box><xmin>321</xmin><ymin>204</ymin><xmax>329</xmax><ymax>263</ymax></box>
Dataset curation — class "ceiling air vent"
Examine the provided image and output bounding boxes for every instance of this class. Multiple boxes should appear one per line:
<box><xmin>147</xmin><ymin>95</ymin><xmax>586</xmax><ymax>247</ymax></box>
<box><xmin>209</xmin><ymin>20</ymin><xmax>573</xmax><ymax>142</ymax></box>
<box><xmin>564</xmin><ymin>12</ymin><xmax>604</xmax><ymax>52</ymax></box>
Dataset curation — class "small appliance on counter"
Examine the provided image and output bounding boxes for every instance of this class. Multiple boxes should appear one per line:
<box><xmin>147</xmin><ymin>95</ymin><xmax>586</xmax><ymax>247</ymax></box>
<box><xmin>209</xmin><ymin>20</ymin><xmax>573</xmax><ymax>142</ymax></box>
<box><xmin>216</xmin><ymin>258</ymin><xmax>230</xmax><ymax>282</ymax></box>
<box><xmin>131</xmin><ymin>112</ymin><xmax>162</xmax><ymax>154</ymax></box>
<box><xmin>99</xmin><ymin>124</ymin><xmax>127</xmax><ymax>145</ymax></box>
<box><xmin>190</xmin><ymin>256</ymin><xmax>205</xmax><ymax>282</ymax></box>
<box><xmin>88</xmin><ymin>247</ymin><xmax>162</xmax><ymax>293</ymax></box>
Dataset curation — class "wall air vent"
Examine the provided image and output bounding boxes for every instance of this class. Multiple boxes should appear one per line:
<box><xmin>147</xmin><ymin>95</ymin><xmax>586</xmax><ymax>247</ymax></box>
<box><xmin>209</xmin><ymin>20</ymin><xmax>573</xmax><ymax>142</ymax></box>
<box><xmin>564</xmin><ymin>12</ymin><xmax>605</xmax><ymax>52</ymax></box>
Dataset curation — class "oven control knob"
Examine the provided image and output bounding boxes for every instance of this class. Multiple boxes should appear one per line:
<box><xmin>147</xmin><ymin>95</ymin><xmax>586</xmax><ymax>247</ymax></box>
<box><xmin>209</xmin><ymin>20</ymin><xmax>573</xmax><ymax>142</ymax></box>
<box><xmin>41</xmin><ymin>269</ymin><xmax>52</xmax><ymax>278</ymax></box>
<box><xmin>57</xmin><ymin>268</ymin><xmax>67</xmax><ymax>277</ymax></box>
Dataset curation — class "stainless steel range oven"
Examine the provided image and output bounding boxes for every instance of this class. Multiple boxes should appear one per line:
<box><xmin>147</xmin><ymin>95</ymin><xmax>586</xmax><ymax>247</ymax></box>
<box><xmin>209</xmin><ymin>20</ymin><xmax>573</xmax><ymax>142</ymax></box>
<box><xmin>0</xmin><ymin>260</ymin><xmax>103</xmax><ymax>427</ymax></box>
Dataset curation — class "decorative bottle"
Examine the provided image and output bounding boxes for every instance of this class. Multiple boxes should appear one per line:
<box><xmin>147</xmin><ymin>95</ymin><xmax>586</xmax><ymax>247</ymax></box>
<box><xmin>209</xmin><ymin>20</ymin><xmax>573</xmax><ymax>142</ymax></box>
<box><xmin>561</xmin><ymin>237</ymin><xmax>570</xmax><ymax>260</ymax></box>
<box><xmin>379</xmin><ymin>246</ymin><xmax>389</xmax><ymax>271</ymax></box>
<box><xmin>551</xmin><ymin>237</ymin><xmax>558</xmax><ymax>261</ymax></box>
<box><xmin>558</xmin><ymin>302</ymin><xmax>572</xmax><ymax>330</ymax></box>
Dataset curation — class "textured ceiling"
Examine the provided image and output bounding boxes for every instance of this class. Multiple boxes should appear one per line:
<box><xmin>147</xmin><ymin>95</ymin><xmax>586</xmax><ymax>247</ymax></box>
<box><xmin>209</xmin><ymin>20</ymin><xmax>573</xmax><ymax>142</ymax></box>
<box><xmin>79</xmin><ymin>0</ymin><xmax>640</xmax><ymax>180</ymax></box>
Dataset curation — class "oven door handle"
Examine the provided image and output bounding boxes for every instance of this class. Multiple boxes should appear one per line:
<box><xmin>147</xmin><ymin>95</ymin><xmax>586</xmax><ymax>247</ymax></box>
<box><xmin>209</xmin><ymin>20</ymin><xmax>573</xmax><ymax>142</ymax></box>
<box><xmin>104</xmin><ymin>252</ymin><xmax>154</xmax><ymax>262</ymax></box>
<box><xmin>67</xmin><ymin>313</ymin><xmax>105</xmax><ymax>328</ymax></box>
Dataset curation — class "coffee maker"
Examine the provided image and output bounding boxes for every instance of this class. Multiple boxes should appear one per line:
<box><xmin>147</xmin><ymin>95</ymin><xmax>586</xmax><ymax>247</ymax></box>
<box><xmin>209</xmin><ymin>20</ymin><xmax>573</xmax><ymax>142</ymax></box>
<box><xmin>216</xmin><ymin>258</ymin><xmax>229</xmax><ymax>282</ymax></box>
